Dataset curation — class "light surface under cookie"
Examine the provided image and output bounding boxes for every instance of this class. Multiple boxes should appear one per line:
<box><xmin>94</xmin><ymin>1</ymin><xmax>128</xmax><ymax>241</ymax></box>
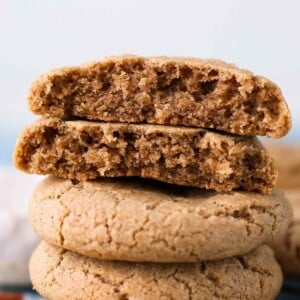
<box><xmin>29</xmin><ymin>176</ymin><xmax>292</xmax><ymax>262</ymax></box>
<box><xmin>28</xmin><ymin>55</ymin><xmax>291</xmax><ymax>138</ymax></box>
<box><xmin>30</xmin><ymin>243</ymin><xmax>282</xmax><ymax>300</ymax></box>
<box><xmin>14</xmin><ymin>118</ymin><xmax>277</xmax><ymax>193</ymax></box>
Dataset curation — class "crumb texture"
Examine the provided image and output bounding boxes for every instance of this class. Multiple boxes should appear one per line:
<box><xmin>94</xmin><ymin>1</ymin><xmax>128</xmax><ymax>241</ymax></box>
<box><xmin>30</xmin><ymin>243</ymin><xmax>282</xmax><ymax>300</ymax></box>
<box><xmin>272</xmin><ymin>189</ymin><xmax>300</xmax><ymax>276</ymax></box>
<box><xmin>29</xmin><ymin>176</ymin><xmax>292</xmax><ymax>262</ymax></box>
<box><xmin>14</xmin><ymin>118</ymin><xmax>277</xmax><ymax>193</ymax></box>
<box><xmin>28</xmin><ymin>56</ymin><xmax>291</xmax><ymax>138</ymax></box>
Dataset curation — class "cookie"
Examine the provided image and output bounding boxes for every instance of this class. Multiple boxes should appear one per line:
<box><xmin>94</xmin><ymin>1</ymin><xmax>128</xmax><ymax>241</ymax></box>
<box><xmin>14</xmin><ymin>118</ymin><xmax>277</xmax><ymax>193</ymax></box>
<box><xmin>273</xmin><ymin>189</ymin><xmax>300</xmax><ymax>276</ymax></box>
<box><xmin>29</xmin><ymin>176</ymin><xmax>292</xmax><ymax>262</ymax></box>
<box><xmin>30</xmin><ymin>242</ymin><xmax>282</xmax><ymax>300</ymax></box>
<box><xmin>28</xmin><ymin>55</ymin><xmax>291</xmax><ymax>138</ymax></box>
<box><xmin>264</xmin><ymin>142</ymin><xmax>300</xmax><ymax>189</ymax></box>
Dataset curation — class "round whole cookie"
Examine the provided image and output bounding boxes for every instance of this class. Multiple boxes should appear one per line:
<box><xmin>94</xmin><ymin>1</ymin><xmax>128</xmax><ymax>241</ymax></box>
<box><xmin>273</xmin><ymin>189</ymin><xmax>300</xmax><ymax>276</ymax></box>
<box><xmin>30</xmin><ymin>243</ymin><xmax>282</xmax><ymax>300</ymax></box>
<box><xmin>29</xmin><ymin>176</ymin><xmax>292</xmax><ymax>262</ymax></box>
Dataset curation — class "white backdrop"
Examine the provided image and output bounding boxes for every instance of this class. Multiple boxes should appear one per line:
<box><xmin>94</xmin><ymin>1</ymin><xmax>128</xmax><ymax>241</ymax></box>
<box><xmin>1</xmin><ymin>0</ymin><xmax>299</xmax><ymax>165</ymax></box>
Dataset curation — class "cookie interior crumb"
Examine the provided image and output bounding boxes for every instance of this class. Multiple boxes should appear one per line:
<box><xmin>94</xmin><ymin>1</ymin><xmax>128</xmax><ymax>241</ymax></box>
<box><xmin>28</xmin><ymin>56</ymin><xmax>291</xmax><ymax>138</ymax></box>
<box><xmin>14</xmin><ymin>118</ymin><xmax>277</xmax><ymax>193</ymax></box>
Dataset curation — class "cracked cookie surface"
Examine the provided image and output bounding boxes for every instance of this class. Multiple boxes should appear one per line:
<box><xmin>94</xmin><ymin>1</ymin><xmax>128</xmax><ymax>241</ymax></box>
<box><xmin>14</xmin><ymin>118</ymin><xmax>277</xmax><ymax>193</ymax></box>
<box><xmin>28</xmin><ymin>55</ymin><xmax>291</xmax><ymax>138</ymax></box>
<box><xmin>29</xmin><ymin>176</ymin><xmax>292</xmax><ymax>262</ymax></box>
<box><xmin>30</xmin><ymin>242</ymin><xmax>282</xmax><ymax>300</ymax></box>
<box><xmin>272</xmin><ymin>189</ymin><xmax>300</xmax><ymax>276</ymax></box>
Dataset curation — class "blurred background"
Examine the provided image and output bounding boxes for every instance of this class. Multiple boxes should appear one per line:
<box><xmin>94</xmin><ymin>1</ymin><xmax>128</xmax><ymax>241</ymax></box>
<box><xmin>0</xmin><ymin>0</ymin><xmax>299</xmax><ymax>297</ymax></box>
<box><xmin>0</xmin><ymin>0</ymin><xmax>299</xmax><ymax>168</ymax></box>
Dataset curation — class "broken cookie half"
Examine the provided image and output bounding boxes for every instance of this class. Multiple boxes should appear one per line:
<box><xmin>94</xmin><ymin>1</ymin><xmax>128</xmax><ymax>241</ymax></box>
<box><xmin>28</xmin><ymin>56</ymin><xmax>291</xmax><ymax>138</ymax></box>
<box><xmin>14</xmin><ymin>117</ymin><xmax>277</xmax><ymax>193</ymax></box>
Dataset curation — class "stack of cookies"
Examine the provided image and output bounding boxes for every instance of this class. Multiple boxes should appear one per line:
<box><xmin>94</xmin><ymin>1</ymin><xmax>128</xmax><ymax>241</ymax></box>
<box><xmin>14</xmin><ymin>56</ymin><xmax>293</xmax><ymax>299</ymax></box>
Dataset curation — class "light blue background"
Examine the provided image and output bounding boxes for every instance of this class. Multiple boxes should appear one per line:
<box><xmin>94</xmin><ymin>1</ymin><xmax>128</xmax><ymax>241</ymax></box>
<box><xmin>1</xmin><ymin>0</ymin><xmax>299</xmax><ymax>166</ymax></box>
